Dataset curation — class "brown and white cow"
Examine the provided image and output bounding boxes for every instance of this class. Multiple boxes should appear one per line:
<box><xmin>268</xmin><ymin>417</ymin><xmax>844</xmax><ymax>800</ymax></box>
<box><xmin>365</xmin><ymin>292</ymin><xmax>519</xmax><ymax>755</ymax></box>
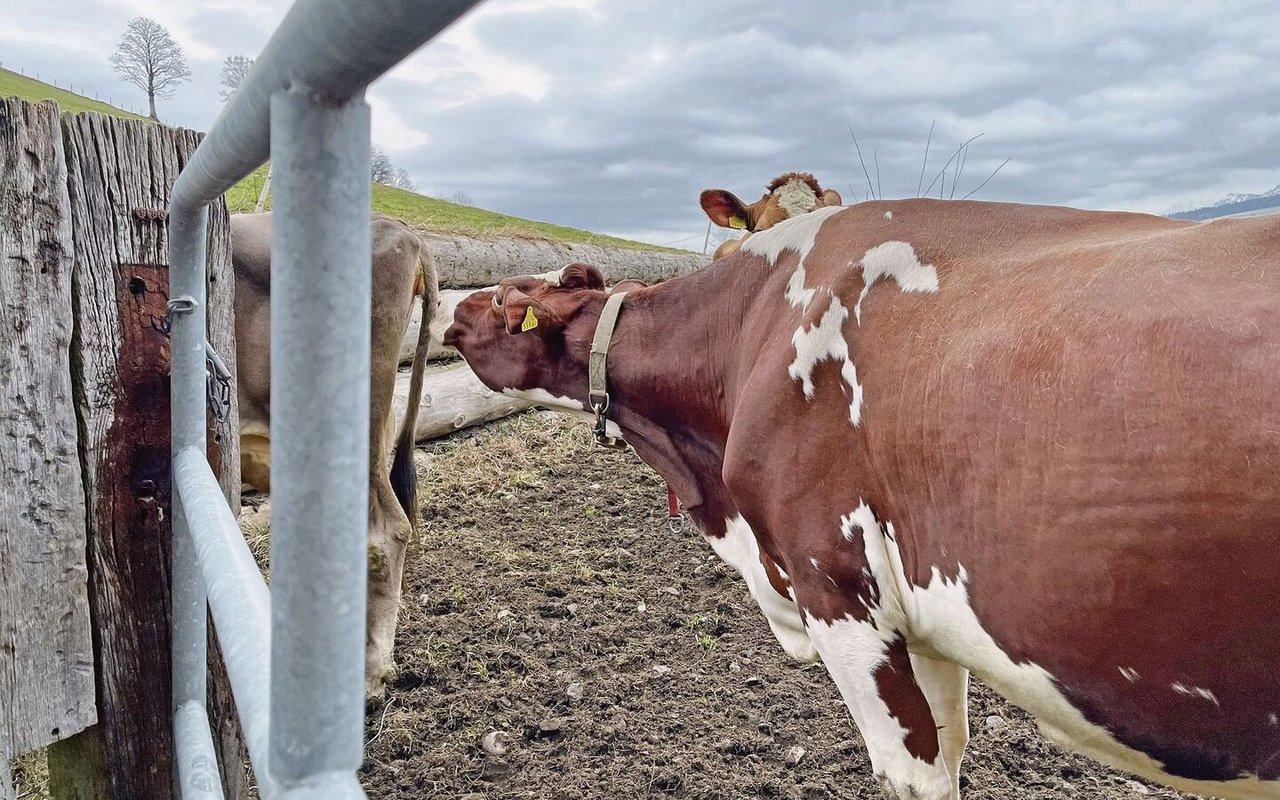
<box><xmin>444</xmin><ymin>200</ymin><xmax>1280</xmax><ymax>800</ymax></box>
<box><xmin>232</xmin><ymin>211</ymin><xmax>437</xmax><ymax>697</ymax></box>
<box><xmin>700</xmin><ymin>171</ymin><xmax>842</xmax><ymax>259</ymax></box>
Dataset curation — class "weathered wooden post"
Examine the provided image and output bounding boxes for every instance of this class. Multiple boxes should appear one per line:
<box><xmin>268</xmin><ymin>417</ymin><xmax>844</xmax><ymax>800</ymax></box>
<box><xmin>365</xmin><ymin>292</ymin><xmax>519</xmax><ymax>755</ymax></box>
<box><xmin>58</xmin><ymin>109</ymin><xmax>245</xmax><ymax>799</ymax></box>
<box><xmin>0</xmin><ymin>97</ymin><xmax>97</xmax><ymax>799</ymax></box>
<box><xmin>0</xmin><ymin>99</ymin><xmax>247</xmax><ymax>799</ymax></box>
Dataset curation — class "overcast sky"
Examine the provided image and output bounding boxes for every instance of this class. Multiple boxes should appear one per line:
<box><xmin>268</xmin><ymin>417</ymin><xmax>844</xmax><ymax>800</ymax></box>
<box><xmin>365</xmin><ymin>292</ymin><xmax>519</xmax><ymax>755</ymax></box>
<box><xmin>2</xmin><ymin>0</ymin><xmax>1277</xmax><ymax>248</ymax></box>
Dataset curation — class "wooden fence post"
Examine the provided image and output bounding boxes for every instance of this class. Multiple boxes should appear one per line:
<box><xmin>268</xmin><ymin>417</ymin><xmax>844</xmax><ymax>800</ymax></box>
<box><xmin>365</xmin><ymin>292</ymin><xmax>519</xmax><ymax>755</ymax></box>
<box><xmin>0</xmin><ymin>97</ymin><xmax>98</xmax><ymax>788</ymax></box>
<box><xmin>43</xmin><ymin>109</ymin><xmax>246</xmax><ymax>799</ymax></box>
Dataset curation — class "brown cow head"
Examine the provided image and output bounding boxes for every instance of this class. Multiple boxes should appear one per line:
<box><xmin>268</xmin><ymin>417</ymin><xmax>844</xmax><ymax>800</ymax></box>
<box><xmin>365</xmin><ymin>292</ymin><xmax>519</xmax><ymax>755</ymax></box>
<box><xmin>700</xmin><ymin>172</ymin><xmax>843</xmax><ymax>259</ymax></box>
<box><xmin>444</xmin><ymin>262</ymin><xmax>608</xmax><ymax>405</ymax></box>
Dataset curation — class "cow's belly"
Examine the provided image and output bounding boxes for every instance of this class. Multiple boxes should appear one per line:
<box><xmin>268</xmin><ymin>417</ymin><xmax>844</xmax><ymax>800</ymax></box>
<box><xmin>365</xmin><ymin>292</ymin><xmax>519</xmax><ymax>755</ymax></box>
<box><xmin>887</xmin><ymin>531</ymin><xmax>1280</xmax><ymax>800</ymax></box>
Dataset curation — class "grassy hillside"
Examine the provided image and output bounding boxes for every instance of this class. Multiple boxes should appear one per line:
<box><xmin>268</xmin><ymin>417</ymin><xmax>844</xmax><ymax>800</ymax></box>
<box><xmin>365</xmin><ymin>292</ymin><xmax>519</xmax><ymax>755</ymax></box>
<box><xmin>0</xmin><ymin>67</ymin><xmax>147</xmax><ymax>119</ymax></box>
<box><xmin>225</xmin><ymin>165</ymin><xmax>685</xmax><ymax>253</ymax></box>
<box><xmin>2</xmin><ymin>67</ymin><xmax>684</xmax><ymax>253</ymax></box>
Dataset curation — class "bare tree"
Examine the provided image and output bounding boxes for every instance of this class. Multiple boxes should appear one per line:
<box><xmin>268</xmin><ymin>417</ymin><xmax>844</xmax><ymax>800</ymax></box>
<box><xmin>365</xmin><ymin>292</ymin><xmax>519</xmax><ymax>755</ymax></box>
<box><xmin>371</xmin><ymin>147</ymin><xmax>396</xmax><ymax>184</ymax></box>
<box><xmin>448</xmin><ymin>191</ymin><xmax>474</xmax><ymax>207</ymax></box>
<box><xmin>392</xmin><ymin>168</ymin><xmax>415</xmax><ymax>191</ymax></box>
<box><xmin>219</xmin><ymin>55</ymin><xmax>253</xmax><ymax>102</ymax></box>
<box><xmin>109</xmin><ymin>17</ymin><xmax>191</xmax><ymax>121</ymax></box>
<box><xmin>370</xmin><ymin>148</ymin><xmax>416</xmax><ymax>191</ymax></box>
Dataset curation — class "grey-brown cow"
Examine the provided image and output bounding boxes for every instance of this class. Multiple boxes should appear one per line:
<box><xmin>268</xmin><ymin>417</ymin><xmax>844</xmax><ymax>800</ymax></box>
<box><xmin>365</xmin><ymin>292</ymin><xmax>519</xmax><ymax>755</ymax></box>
<box><xmin>232</xmin><ymin>212</ymin><xmax>436</xmax><ymax>697</ymax></box>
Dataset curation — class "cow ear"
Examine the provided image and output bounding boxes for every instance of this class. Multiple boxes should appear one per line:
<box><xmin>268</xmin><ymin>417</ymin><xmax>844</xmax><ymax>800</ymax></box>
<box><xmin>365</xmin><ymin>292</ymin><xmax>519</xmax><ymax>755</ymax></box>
<box><xmin>502</xmin><ymin>288</ymin><xmax>558</xmax><ymax>335</ymax></box>
<box><xmin>560</xmin><ymin>262</ymin><xmax>605</xmax><ymax>291</ymax></box>
<box><xmin>700</xmin><ymin>189</ymin><xmax>752</xmax><ymax>231</ymax></box>
<box><xmin>820</xmin><ymin>188</ymin><xmax>843</xmax><ymax>207</ymax></box>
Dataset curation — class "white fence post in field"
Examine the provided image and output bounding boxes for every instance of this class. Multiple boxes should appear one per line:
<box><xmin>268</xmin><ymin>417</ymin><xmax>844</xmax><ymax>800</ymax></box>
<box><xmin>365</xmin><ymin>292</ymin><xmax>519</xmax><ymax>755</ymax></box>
<box><xmin>166</xmin><ymin>1</ymin><xmax>485</xmax><ymax>797</ymax></box>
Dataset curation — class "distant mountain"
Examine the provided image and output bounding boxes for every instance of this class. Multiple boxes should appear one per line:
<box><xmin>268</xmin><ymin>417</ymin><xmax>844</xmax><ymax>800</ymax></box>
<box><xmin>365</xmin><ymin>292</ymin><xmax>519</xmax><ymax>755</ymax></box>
<box><xmin>1170</xmin><ymin>184</ymin><xmax>1280</xmax><ymax>221</ymax></box>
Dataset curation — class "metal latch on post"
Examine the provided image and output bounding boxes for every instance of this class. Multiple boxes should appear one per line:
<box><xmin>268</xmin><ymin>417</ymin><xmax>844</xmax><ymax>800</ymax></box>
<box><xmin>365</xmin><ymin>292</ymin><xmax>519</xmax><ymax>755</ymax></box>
<box><xmin>165</xmin><ymin>295</ymin><xmax>233</xmax><ymax>427</ymax></box>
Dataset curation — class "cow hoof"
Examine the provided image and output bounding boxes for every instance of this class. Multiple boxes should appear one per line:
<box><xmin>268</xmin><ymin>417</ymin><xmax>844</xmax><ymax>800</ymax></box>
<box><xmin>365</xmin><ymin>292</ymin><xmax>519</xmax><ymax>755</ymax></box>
<box><xmin>365</xmin><ymin>657</ymin><xmax>397</xmax><ymax>701</ymax></box>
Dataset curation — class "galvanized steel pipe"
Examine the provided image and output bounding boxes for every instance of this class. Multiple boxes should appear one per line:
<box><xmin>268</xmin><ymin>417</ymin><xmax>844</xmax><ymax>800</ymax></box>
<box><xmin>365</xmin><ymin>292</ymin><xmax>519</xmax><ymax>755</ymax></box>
<box><xmin>266</xmin><ymin>87</ymin><xmax>371</xmax><ymax>795</ymax></box>
<box><xmin>167</xmin><ymin>1</ymin><xmax>484</xmax><ymax>796</ymax></box>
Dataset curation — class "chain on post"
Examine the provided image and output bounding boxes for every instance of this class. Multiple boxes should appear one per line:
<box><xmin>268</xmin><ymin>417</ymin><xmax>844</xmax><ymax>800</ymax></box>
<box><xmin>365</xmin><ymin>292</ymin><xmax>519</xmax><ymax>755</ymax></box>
<box><xmin>164</xmin><ymin>295</ymin><xmax>232</xmax><ymax>433</ymax></box>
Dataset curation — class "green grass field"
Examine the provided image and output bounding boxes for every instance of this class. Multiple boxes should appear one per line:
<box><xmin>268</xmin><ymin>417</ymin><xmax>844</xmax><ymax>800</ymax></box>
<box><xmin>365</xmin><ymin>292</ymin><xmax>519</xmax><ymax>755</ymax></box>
<box><xmin>0</xmin><ymin>67</ymin><xmax>148</xmax><ymax>119</ymax></box>
<box><xmin>2</xmin><ymin>67</ymin><xmax>683</xmax><ymax>252</ymax></box>
<box><xmin>224</xmin><ymin>165</ymin><xmax>681</xmax><ymax>252</ymax></box>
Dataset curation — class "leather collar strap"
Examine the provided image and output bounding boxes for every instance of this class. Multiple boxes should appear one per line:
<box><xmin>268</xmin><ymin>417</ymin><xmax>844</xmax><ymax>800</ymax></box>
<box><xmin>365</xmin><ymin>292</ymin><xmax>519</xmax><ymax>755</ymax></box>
<box><xmin>588</xmin><ymin>291</ymin><xmax>628</xmax><ymax>448</ymax></box>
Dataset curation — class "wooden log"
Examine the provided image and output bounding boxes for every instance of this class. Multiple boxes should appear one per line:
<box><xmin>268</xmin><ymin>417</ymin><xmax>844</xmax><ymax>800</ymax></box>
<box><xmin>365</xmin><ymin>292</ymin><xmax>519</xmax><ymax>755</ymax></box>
<box><xmin>0</xmin><ymin>99</ymin><xmax>96</xmax><ymax>761</ymax></box>
<box><xmin>398</xmin><ymin>287</ymin><xmax>473</xmax><ymax>365</ymax></box>
<box><xmin>393</xmin><ymin>363</ymin><xmax>532</xmax><ymax>442</ymax></box>
<box><xmin>421</xmin><ymin>230</ymin><xmax>708</xmax><ymax>289</ymax></box>
<box><xmin>57</xmin><ymin>110</ymin><xmax>244</xmax><ymax>800</ymax></box>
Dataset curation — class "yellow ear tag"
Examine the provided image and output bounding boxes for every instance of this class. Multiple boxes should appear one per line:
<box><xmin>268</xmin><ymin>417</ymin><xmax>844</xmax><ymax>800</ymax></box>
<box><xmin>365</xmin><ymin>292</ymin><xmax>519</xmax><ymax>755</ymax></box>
<box><xmin>520</xmin><ymin>305</ymin><xmax>539</xmax><ymax>332</ymax></box>
<box><xmin>728</xmin><ymin>215</ymin><xmax>746</xmax><ymax>229</ymax></box>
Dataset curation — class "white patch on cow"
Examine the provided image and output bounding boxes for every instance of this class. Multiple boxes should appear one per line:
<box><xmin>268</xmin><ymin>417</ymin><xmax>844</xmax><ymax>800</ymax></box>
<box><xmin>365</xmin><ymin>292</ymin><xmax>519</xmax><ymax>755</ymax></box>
<box><xmin>855</xmin><ymin>241</ymin><xmax>939</xmax><ymax>324</ymax></box>
<box><xmin>706</xmin><ymin>516</ymin><xmax>817</xmax><ymax>663</ymax></box>
<box><xmin>741</xmin><ymin>205</ymin><xmax>845</xmax><ymax>311</ymax></box>
<box><xmin>1171</xmin><ymin>683</ymin><xmax>1220</xmax><ymax>706</ymax></box>
<box><xmin>1268</xmin><ymin>713</ymin><xmax>1278</xmax><ymax>727</ymax></box>
<box><xmin>884</xmin><ymin>210</ymin><xmax>894</xmax><ymax>220</ymax></box>
<box><xmin>500</xmin><ymin>387</ymin><xmax>623</xmax><ymax>439</ymax></box>
<box><xmin>1119</xmin><ymin>667</ymin><xmax>1141</xmax><ymax>683</ymax></box>
<box><xmin>840</xmin><ymin>505</ymin><xmax>1276</xmax><ymax>800</ymax></box>
<box><xmin>743</xmin><ymin>213</ymin><xmax>939</xmax><ymax>430</ymax></box>
<box><xmin>788</xmin><ymin>294</ymin><xmax>864</xmax><ymax>424</ymax></box>
<box><xmin>785</xmin><ymin>264</ymin><xmax>819</xmax><ymax>309</ymax></box>
<box><xmin>775</xmin><ymin>177</ymin><xmax>819</xmax><ymax>219</ymax></box>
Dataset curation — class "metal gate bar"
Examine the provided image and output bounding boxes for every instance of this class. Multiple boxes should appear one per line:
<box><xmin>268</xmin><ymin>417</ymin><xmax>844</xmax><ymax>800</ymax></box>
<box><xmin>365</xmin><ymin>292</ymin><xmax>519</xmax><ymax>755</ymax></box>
<box><xmin>167</xmin><ymin>1</ymin><xmax>483</xmax><ymax>797</ymax></box>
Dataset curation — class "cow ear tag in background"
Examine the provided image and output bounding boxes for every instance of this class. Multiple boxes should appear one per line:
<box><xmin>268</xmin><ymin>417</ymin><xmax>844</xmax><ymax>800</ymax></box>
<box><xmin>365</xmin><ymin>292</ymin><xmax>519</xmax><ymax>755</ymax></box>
<box><xmin>728</xmin><ymin>215</ymin><xmax>746</xmax><ymax>229</ymax></box>
<box><xmin>521</xmin><ymin>305</ymin><xmax>539</xmax><ymax>332</ymax></box>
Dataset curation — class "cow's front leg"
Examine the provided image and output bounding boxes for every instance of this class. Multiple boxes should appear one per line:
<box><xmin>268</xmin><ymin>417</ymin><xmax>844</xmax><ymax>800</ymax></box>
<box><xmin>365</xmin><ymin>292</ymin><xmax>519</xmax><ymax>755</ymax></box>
<box><xmin>802</xmin><ymin>611</ymin><xmax>954</xmax><ymax>800</ymax></box>
<box><xmin>704</xmin><ymin>516</ymin><xmax>818</xmax><ymax>663</ymax></box>
<box><xmin>910</xmin><ymin>653</ymin><xmax>969</xmax><ymax>799</ymax></box>
<box><xmin>785</xmin><ymin>505</ymin><xmax>954</xmax><ymax>800</ymax></box>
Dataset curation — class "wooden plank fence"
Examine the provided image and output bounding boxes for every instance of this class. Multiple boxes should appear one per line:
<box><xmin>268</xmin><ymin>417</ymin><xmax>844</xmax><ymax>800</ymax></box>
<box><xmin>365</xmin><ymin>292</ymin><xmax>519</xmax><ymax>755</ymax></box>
<box><xmin>0</xmin><ymin>98</ymin><xmax>247</xmax><ymax>799</ymax></box>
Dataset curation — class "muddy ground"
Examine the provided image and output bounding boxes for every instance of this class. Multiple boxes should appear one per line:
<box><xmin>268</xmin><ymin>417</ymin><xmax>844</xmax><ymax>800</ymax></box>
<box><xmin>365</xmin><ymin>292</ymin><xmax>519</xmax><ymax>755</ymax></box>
<box><xmin>355</xmin><ymin>410</ymin><xmax>1200</xmax><ymax>800</ymax></box>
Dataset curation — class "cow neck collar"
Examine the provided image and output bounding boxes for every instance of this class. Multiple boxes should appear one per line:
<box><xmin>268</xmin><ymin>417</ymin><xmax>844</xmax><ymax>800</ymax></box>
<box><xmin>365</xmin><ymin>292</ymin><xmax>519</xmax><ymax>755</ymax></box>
<box><xmin>588</xmin><ymin>290</ymin><xmax>628</xmax><ymax>448</ymax></box>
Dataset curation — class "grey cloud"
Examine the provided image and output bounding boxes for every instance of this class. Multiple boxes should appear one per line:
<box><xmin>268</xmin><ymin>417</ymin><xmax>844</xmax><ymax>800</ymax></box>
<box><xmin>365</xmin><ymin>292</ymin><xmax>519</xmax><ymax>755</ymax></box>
<box><xmin>4</xmin><ymin>0</ymin><xmax>1277</xmax><ymax>245</ymax></box>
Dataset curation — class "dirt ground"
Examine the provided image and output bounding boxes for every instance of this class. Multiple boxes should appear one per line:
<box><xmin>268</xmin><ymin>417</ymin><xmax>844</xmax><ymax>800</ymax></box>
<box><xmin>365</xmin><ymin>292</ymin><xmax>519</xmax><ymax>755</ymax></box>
<box><xmin>358</xmin><ymin>410</ymin><xmax>1201</xmax><ymax>800</ymax></box>
<box><xmin>8</xmin><ymin>410</ymin><xmax>1203</xmax><ymax>800</ymax></box>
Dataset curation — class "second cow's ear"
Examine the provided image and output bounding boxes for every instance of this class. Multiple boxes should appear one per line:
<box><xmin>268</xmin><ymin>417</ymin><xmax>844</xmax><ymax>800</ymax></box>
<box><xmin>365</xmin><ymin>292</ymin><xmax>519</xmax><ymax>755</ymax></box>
<box><xmin>560</xmin><ymin>262</ymin><xmax>606</xmax><ymax>291</ymax></box>
<box><xmin>503</xmin><ymin>288</ymin><xmax>559</xmax><ymax>335</ymax></box>
<box><xmin>700</xmin><ymin>189</ymin><xmax>753</xmax><ymax>231</ymax></box>
<box><xmin>820</xmin><ymin>187</ymin><xmax>843</xmax><ymax>207</ymax></box>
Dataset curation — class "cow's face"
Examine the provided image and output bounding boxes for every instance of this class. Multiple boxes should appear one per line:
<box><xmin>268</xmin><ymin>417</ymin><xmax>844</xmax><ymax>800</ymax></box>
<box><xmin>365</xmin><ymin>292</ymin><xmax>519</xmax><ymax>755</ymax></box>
<box><xmin>444</xmin><ymin>262</ymin><xmax>609</xmax><ymax>404</ymax></box>
<box><xmin>700</xmin><ymin>171</ymin><xmax>842</xmax><ymax>235</ymax></box>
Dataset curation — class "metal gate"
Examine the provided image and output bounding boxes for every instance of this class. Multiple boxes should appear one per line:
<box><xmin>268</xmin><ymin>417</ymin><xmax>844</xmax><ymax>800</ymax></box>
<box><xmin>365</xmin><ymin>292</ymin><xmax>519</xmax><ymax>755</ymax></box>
<box><xmin>167</xmin><ymin>1</ymin><xmax>482</xmax><ymax>796</ymax></box>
